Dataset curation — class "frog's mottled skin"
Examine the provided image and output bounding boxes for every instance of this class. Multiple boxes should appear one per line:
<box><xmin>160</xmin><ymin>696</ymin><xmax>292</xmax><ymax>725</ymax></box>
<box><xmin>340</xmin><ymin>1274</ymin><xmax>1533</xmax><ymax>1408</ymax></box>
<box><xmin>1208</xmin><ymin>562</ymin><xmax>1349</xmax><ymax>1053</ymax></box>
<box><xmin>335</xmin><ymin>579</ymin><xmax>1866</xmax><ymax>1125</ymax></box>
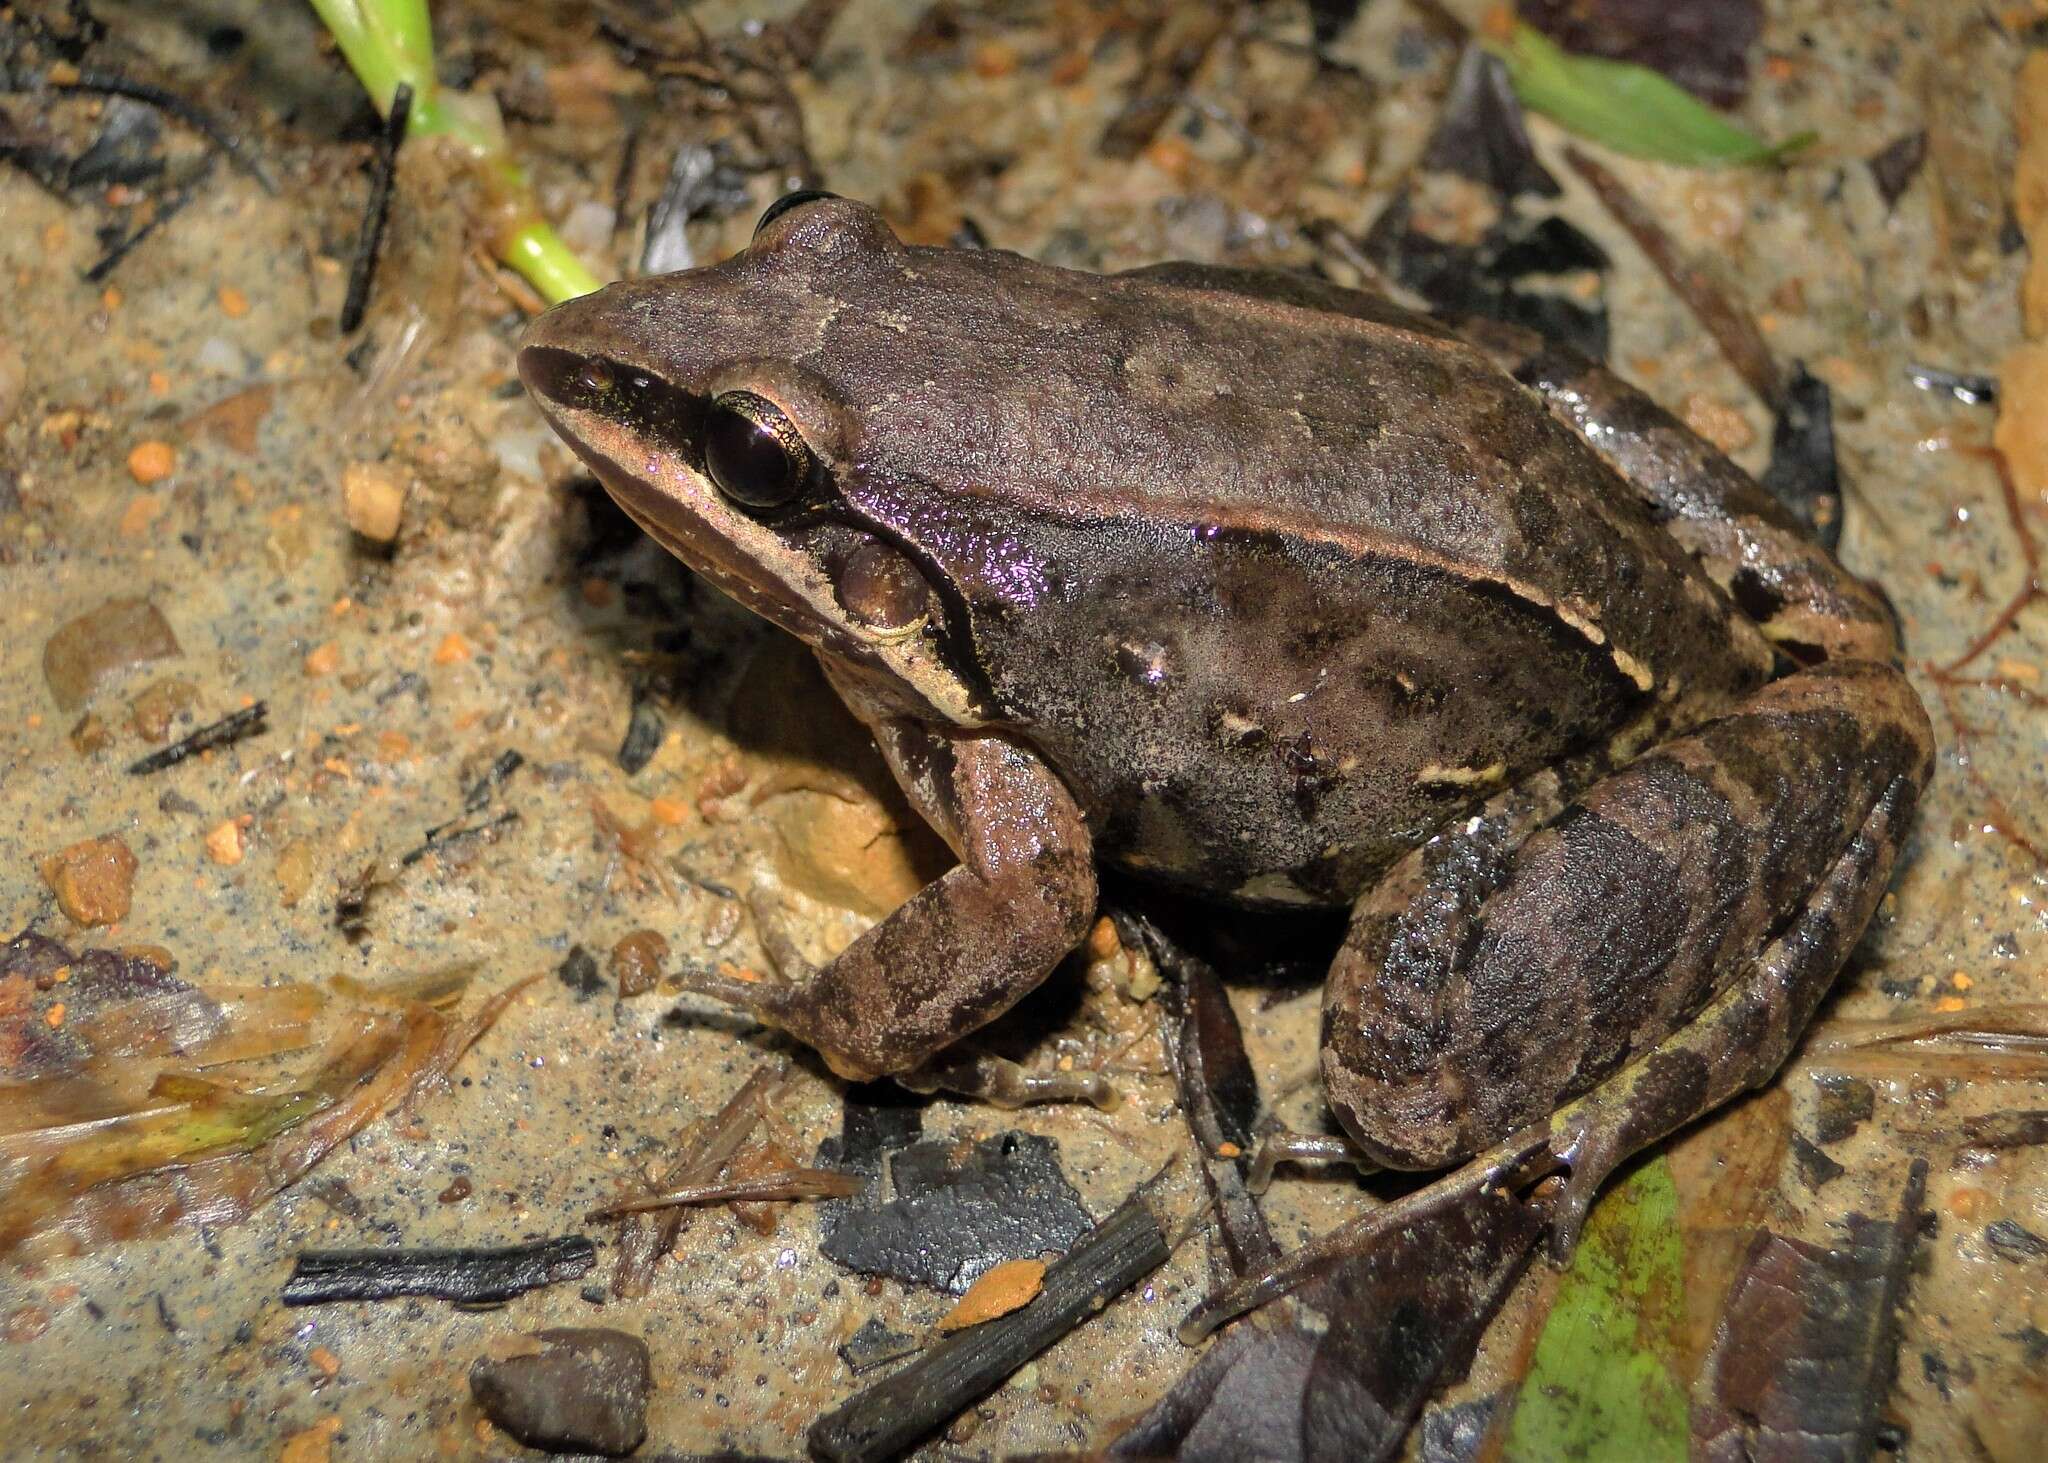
<box><xmin>520</xmin><ymin>198</ymin><xmax>1930</xmax><ymax>1190</ymax></box>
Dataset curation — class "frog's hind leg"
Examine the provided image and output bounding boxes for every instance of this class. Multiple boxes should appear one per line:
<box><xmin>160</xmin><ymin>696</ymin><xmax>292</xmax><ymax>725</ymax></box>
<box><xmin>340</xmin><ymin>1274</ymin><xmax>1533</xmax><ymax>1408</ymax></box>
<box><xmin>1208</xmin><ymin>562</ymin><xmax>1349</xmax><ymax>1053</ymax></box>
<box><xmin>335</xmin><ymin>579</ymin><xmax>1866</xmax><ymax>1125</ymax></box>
<box><xmin>1455</xmin><ymin>316</ymin><xmax>1902</xmax><ymax>666</ymax></box>
<box><xmin>1321</xmin><ymin>657</ymin><xmax>1933</xmax><ymax>1175</ymax></box>
<box><xmin>1184</xmin><ymin>748</ymin><xmax>1921</xmax><ymax>1342</ymax></box>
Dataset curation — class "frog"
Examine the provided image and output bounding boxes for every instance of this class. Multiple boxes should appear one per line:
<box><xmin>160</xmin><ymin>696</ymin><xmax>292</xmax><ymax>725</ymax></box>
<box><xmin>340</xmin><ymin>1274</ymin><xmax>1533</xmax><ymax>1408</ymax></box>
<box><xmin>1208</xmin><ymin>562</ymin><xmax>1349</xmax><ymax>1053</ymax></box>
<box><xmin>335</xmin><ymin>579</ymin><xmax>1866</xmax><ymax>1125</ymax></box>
<box><xmin>519</xmin><ymin>193</ymin><xmax>1932</xmax><ymax>1291</ymax></box>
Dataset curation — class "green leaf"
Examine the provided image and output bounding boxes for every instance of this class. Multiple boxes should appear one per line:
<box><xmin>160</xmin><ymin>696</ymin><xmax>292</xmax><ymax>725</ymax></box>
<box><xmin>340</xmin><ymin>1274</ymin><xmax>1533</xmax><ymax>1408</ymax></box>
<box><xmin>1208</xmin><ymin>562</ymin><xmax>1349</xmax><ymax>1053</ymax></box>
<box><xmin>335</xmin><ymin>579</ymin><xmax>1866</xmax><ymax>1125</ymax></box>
<box><xmin>1504</xmin><ymin>1154</ymin><xmax>1690</xmax><ymax>1462</ymax></box>
<box><xmin>1488</xmin><ymin>23</ymin><xmax>1814</xmax><ymax>168</ymax></box>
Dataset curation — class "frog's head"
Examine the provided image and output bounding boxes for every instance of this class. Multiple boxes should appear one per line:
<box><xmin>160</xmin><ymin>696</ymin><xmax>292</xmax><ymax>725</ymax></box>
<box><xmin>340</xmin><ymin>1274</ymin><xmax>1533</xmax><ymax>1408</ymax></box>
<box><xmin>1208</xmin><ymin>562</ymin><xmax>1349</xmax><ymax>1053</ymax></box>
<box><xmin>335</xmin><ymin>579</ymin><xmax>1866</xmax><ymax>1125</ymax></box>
<box><xmin>519</xmin><ymin>193</ymin><xmax>992</xmax><ymax>724</ymax></box>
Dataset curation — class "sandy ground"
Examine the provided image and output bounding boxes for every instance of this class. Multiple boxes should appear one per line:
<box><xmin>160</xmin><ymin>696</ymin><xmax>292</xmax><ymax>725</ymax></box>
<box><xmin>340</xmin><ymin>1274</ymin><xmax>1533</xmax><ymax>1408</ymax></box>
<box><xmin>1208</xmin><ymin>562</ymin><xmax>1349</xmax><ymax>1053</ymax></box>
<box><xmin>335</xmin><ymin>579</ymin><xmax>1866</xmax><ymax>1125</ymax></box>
<box><xmin>2</xmin><ymin>0</ymin><xmax>2044</xmax><ymax>1457</ymax></box>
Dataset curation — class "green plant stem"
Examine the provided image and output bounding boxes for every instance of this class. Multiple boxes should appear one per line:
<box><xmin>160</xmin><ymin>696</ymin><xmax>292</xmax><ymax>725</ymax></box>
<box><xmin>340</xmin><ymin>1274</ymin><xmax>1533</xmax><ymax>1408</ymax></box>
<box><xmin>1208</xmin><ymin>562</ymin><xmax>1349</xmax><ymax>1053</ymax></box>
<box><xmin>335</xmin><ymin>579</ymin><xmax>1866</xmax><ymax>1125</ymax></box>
<box><xmin>304</xmin><ymin>0</ymin><xmax>600</xmax><ymax>303</ymax></box>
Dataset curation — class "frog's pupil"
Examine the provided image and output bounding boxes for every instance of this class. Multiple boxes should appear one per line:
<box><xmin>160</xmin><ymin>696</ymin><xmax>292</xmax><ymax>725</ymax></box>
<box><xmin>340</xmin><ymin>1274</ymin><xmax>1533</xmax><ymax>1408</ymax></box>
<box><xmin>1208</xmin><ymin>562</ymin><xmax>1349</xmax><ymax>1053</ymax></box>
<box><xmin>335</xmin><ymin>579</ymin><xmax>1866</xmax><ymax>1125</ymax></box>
<box><xmin>704</xmin><ymin>392</ymin><xmax>807</xmax><ymax>510</ymax></box>
<box><xmin>577</xmin><ymin>361</ymin><xmax>613</xmax><ymax>394</ymax></box>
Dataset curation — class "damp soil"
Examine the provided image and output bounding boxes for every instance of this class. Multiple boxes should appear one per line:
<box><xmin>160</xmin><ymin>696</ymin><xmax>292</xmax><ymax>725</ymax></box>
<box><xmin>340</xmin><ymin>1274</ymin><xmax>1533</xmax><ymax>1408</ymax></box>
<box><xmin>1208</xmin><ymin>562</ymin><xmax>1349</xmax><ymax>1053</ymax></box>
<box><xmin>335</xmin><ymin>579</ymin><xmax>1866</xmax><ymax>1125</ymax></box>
<box><xmin>2</xmin><ymin>1</ymin><xmax>2044</xmax><ymax>1458</ymax></box>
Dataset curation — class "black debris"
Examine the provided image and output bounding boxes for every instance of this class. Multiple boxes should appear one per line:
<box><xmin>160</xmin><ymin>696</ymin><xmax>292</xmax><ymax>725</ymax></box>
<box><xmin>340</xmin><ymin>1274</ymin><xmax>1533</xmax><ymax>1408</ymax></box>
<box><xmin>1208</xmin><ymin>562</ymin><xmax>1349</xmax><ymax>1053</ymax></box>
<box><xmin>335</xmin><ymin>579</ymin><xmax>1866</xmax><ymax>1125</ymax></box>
<box><xmin>617</xmin><ymin>680</ymin><xmax>666</xmax><ymax>774</ymax></box>
<box><xmin>1812</xmin><ymin>1073</ymin><xmax>1876</xmax><ymax>1145</ymax></box>
<box><xmin>1421</xmin><ymin>46</ymin><xmax>1559</xmax><ymax>200</ymax></box>
<box><xmin>837</xmin><ymin>1317</ymin><xmax>921</xmax><ymax>1375</ymax></box>
<box><xmin>640</xmin><ymin>141</ymin><xmax>751</xmax><ymax>276</ymax></box>
<box><xmin>1868</xmin><ymin>130</ymin><xmax>1928</xmax><ymax>209</ymax></box>
<box><xmin>1959</xmin><ymin>1111</ymin><xmax>2048</xmax><ymax>1150</ymax></box>
<box><xmin>126</xmin><ymin>701</ymin><xmax>268</xmax><ymax>775</ymax></box>
<box><xmin>51</xmin><ymin>68</ymin><xmax>274</xmax><ymax>191</ymax></box>
<box><xmin>818</xmin><ymin>1132</ymin><xmax>1092</xmax><ymax>1294</ymax></box>
<box><xmin>1791</xmin><ymin>1132</ymin><xmax>1845</xmax><ymax>1190</ymax></box>
<box><xmin>67</xmin><ymin>97</ymin><xmax>163</xmax><ymax>189</ymax></box>
<box><xmin>1363</xmin><ymin>193</ymin><xmax>1610</xmax><ymax>361</ymax></box>
<box><xmin>826</xmin><ymin>1082</ymin><xmax>926</xmax><ymax>1179</ymax></box>
<box><xmin>460</xmin><ymin>749</ymin><xmax>526</xmax><ymax>816</ymax></box>
<box><xmin>283</xmin><ymin>1236</ymin><xmax>596</xmax><ymax>1305</ymax></box>
<box><xmin>401</xmin><ymin>750</ymin><xmax>525</xmax><ymax>866</ymax></box>
<box><xmin>556</xmin><ymin>945</ymin><xmax>604</xmax><ymax>1002</ymax></box>
<box><xmin>809</xmin><ymin>1186</ymin><xmax>1172</xmax><ymax>1463</ymax></box>
<box><xmin>469</xmin><ymin>1327</ymin><xmax>652</xmax><ymax>1458</ymax></box>
<box><xmin>1760</xmin><ymin>363</ymin><xmax>1843</xmax><ymax>550</ymax></box>
<box><xmin>1985</xmin><ymin>1219</ymin><xmax>2048</xmax><ymax>1260</ymax></box>
<box><xmin>339</xmin><ymin>83</ymin><xmax>410</xmax><ymax>335</ymax></box>
<box><xmin>83</xmin><ymin>157</ymin><xmax>213</xmax><ymax>283</ymax></box>
<box><xmin>1906</xmin><ymin>363</ymin><xmax>1997</xmax><ymax>407</ymax></box>
<box><xmin>1112</xmin><ymin>1319</ymin><xmax>1323</xmax><ymax>1462</ymax></box>
<box><xmin>1693</xmin><ymin>1160</ymin><xmax>1927</xmax><ymax>1460</ymax></box>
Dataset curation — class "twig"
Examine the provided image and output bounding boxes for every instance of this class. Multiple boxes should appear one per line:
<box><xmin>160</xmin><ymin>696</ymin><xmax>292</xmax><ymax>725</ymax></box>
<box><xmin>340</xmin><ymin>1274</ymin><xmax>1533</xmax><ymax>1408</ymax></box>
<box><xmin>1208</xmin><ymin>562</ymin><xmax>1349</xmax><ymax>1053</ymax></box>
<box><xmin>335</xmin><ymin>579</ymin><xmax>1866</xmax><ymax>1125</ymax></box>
<box><xmin>82</xmin><ymin>157</ymin><xmax>212</xmax><ymax>283</ymax></box>
<box><xmin>584</xmin><ymin>1166</ymin><xmax>857</xmax><ymax>1220</ymax></box>
<box><xmin>52</xmin><ymin>69</ymin><xmax>275</xmax><ymax>192</ymax></box>
<box><xmin>282</xmin><ymin>1235</ymin><xmax>595</xmax><ymax>1305</ymax></box>
<box><xmin>609</xmin><ymin>1060</ymin><xmax>785</xmax><ymax>1298</ymax></box>
<box><xmin>339</xmin><ymin>82</ymin><xmax>410</xmax><ymax>334</ymax></box>
<box><xmin>1563</xmin><ymin>144</ymin><xmax>1783</xmax><ymax>408</ymax></box>
<box><xmin>125</xmin><ymin>701</ymin><xmax>268</xmax><ymax>775</ymax></box>
<box><xmin>807</xmin><ymin>1173</ymin><xmax>1180</xmax><ymax>1463</ymax></box>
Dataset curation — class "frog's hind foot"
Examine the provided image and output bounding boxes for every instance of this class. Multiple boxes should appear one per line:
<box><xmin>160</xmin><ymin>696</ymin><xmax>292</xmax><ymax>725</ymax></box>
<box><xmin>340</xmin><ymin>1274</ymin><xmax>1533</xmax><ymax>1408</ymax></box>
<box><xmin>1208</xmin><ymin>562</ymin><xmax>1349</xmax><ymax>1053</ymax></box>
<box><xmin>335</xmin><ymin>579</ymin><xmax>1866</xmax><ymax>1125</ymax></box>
<box><xmin>899</xmin><ymin>1050</ymin><xmax>1118</xmax><ymax>1111</ymax></box>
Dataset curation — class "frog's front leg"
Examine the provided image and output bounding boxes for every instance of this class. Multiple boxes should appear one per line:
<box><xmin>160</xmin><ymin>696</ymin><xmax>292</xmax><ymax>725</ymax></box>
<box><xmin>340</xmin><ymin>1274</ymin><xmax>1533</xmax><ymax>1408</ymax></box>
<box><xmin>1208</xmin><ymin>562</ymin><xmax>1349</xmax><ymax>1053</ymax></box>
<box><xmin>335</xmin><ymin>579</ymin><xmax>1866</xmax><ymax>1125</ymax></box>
<box><xmin>681</xmin><ymin>711</ymin><xmax>1098</xmax><ymax>1085</ymax></box>
<box><xmin>1322</xmin><ymin>657</ymin><xmax>1933</xmax><ymax>1175</ymax></box>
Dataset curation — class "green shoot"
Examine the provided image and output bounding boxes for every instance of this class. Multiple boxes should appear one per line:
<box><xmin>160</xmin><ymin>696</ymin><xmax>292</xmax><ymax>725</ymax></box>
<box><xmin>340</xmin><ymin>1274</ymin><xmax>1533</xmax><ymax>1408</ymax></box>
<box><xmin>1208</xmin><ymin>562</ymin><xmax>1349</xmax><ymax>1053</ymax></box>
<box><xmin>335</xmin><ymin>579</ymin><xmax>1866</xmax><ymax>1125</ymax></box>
<box><xmin>305</xmin><ymin>0</ymin><xmax>601</xmax><ymax>303</ymax></box>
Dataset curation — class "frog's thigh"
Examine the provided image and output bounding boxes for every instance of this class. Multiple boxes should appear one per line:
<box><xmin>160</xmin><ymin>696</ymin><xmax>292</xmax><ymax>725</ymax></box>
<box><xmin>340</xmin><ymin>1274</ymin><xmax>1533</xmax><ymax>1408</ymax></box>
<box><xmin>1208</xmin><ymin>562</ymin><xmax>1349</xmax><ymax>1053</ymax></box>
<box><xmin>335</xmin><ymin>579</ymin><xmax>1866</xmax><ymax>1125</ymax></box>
<box><xmin>1321</xmin><ymin>659</ymin><xmax>1932</xmax><ymax>1170</ymax></box>
<box><xmin>759</xmin><ymin>722</ymin><xmax>1098</xmax><ymax>1083</ymax></box>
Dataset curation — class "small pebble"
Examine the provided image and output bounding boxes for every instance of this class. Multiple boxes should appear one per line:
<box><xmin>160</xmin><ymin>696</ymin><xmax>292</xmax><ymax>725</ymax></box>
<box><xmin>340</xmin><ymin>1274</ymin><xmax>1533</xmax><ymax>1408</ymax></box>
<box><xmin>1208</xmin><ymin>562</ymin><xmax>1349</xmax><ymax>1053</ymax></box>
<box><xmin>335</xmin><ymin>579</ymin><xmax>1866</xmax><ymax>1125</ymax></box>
<box><xmin>39</xmin><ymin>836</ymin><xmax>139</xmax><ymax>926</ymax></box>
<box><xmin>470</xmin><ymin>1328</ymin><xmax>651</xmax><ymax>1457</ymax></box>
<box><xmin>126</xmin><ymin>440</ymin><xmax>175</xmax><ymax>485</ymax></box>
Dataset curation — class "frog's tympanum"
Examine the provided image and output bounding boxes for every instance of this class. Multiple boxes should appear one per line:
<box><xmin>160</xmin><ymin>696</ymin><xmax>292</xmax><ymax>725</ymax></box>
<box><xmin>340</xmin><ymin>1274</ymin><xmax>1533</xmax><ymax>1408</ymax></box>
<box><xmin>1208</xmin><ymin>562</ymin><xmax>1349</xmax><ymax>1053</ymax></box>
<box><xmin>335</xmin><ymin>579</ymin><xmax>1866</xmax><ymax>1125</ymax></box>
<box><xmin>522</xmin><ymin>195</ymin><xmax>1932</xmax><ymax>1320</ymax></box>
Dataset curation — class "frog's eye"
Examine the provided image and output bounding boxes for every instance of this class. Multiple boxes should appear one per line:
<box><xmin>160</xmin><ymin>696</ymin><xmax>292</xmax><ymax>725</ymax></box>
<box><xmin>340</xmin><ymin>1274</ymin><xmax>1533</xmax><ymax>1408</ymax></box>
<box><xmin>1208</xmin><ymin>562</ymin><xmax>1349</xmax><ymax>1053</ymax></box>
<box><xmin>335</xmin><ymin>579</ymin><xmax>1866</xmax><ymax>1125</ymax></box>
<box><xmin>754</xmin><ymin>190</ymin><xmax>841</xmax><ymax>238</ymax></box>
<box><xmin>703</xmin><ymin>391</ymin><xmax>812</xmax><ymax>511</ymax></box>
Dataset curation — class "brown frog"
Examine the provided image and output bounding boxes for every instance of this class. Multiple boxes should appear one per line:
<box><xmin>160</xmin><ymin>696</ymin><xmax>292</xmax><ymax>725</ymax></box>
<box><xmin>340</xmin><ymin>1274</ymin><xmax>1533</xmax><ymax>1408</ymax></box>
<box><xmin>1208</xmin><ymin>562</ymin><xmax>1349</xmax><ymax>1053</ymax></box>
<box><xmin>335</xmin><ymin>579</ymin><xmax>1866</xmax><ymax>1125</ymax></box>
<box><xmin>520</xmin><ymin>194</ymin><xmax>1931</xmax><ymax>1296</ymax></box>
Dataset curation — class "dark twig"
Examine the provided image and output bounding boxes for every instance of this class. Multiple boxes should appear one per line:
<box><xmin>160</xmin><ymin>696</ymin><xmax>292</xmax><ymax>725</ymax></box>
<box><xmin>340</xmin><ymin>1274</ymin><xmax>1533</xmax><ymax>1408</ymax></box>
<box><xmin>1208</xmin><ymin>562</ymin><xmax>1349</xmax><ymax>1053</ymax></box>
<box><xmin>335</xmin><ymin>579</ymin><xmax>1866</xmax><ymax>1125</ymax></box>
<box><xmin>282</xmin><ymin>1235</ymin><xmax>595</xmax><ymax>1305</ymax></box>
<box><xmin>339</xmin><ymin>83</ymin><xmax>410</xmax><ymax>334</ymax></box>
<box><xmin>1563</xmin><ymin>144</ymin><xmax>1783</xmax><ymax>409</ymax></box>
<box><xmin>399</xmin><ymin>808</ymin><xmax>520</xmax><ymax>867</ymax></box>
<box><xmin>52</xmin><ymin>70</ymin><xmax>274</xmax><ymax>192</ymax></box>
<box><xmin>125</xmin><ymin>701</ymin><xmax>268</xmax><ymax>775</ymax></box>
<box><xmin>584</xmin><ymin>1166</ymin><xmax>857</xmax><ymax>1220</ymax></box>
<box><xmin>807</xmin><ymin>1175</ymin><xmax>1179</xmax><ymax>1463</ymax></box>
<box><xmin>82</xmin><ymin>156</ymin><xmax>211</xmax><ymax>283</ymax></box>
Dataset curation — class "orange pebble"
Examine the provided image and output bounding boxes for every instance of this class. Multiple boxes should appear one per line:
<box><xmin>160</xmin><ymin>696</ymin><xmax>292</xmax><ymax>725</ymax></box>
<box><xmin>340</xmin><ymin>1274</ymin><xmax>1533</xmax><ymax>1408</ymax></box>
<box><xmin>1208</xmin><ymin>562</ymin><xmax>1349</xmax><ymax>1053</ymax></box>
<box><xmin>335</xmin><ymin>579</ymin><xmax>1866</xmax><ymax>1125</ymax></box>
<box><xmin>218</xmin><ymin>285</ymin><xmax>251</xmax><ymax>318</ymax></box>
<box><xmin>303</xmin><ymin>642</ymin><xmax>341</xmax><ymax>677</ymax></box>
<box><xmin>432</xmin><ymin>632</ymin><xmax>473</xmax><ymax>665</ymax></box>
<box><xmin>126</xmin><ymin>440</ymin><xmax>176</xmax><ymax>485</ymax></box>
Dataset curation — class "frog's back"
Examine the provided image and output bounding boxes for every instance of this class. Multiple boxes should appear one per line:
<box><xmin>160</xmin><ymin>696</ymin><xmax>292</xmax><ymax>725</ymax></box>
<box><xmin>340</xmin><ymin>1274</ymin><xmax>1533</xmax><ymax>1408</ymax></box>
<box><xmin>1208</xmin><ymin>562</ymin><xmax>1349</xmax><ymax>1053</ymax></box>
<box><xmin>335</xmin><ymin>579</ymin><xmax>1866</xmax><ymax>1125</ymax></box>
<box><xmin>828</xmin><ymin>247</ymin><xmax>1775</xmax><ymax>903</ymax></box>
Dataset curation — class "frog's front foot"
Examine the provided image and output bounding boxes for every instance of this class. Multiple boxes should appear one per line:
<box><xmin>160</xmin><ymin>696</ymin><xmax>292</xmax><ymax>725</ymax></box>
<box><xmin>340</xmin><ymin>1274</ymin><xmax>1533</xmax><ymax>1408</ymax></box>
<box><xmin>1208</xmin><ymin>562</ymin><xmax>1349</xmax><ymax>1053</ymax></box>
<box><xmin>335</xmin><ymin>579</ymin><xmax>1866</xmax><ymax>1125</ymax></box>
<box><xmin>672</xmin><ymin>722</ymin><xmax>1098</xmax><ymax>1086</ymax></box>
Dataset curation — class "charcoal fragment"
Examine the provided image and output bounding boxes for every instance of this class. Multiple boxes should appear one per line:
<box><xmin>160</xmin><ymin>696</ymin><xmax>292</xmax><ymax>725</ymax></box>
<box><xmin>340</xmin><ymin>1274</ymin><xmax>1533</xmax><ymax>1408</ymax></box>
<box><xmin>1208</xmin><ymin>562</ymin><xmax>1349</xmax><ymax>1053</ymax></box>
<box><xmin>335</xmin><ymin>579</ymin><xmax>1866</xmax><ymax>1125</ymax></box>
<box><xmin>819</xmin><ymin>1132</ymin><xmax>1091</xmax><ymax>1294</ymax></box>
